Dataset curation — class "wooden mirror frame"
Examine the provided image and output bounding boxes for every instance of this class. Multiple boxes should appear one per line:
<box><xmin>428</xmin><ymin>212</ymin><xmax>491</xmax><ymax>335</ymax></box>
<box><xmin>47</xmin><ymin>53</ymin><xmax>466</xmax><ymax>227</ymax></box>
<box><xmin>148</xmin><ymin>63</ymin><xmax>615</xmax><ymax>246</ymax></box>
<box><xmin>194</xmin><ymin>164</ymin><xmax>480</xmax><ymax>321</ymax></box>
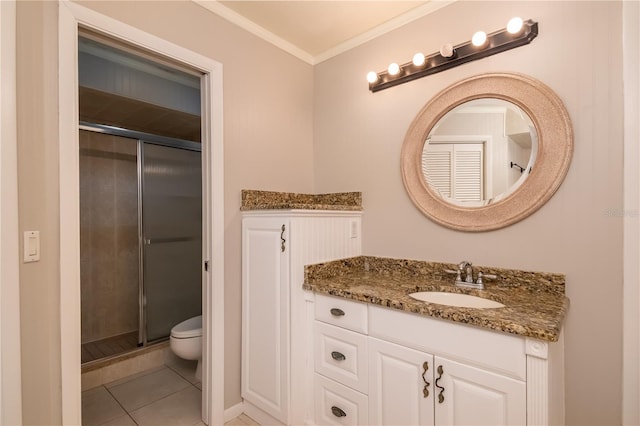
<box><xmin>401</xmin><ymin>72</ymin><xmax>573</xmax><ymax>232</ymax></box>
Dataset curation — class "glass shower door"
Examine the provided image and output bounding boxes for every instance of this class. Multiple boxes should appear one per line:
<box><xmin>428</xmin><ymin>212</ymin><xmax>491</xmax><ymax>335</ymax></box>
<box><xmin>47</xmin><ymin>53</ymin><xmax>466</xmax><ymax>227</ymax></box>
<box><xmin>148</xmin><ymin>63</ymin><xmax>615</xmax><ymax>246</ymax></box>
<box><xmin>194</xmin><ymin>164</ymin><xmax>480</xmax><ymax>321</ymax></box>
<box><xmin>79</xmin><ymin>130</ymin><xmax>140</xmax><ymax>361</ymax></box>
<box><xmin>142</xmin><ymin>142</ymin><xmax>202</xmax><ymax>342</ymax></box>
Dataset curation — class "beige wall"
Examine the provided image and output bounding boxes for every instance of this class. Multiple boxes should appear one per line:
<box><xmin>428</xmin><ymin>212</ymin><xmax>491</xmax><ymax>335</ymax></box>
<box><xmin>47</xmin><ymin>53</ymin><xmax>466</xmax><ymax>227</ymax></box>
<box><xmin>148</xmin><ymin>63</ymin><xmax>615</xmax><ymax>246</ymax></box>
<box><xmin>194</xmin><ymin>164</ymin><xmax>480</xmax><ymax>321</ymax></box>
<box><xmin>17</xmin><ymin>1</ymin><xmax>314</xmax><ymax>423</ymax></box>
<box><xmin>17</xmin><ymin>1</ymin><xmax>63</xmax><ymax>423</ymax></box>
<box><xmin>313</xmin><ymin>1</ymin><xmax>623</xmax><ymax>425</ymax></box>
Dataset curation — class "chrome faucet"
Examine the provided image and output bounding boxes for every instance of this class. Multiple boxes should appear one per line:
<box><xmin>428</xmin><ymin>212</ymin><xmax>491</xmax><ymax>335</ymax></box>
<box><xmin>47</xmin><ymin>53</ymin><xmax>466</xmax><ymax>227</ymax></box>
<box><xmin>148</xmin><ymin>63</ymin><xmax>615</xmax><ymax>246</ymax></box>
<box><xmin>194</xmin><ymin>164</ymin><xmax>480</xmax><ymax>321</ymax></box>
<box><xmin>458</xmin><ymin>261</ymin><xmax>474</xmax><ymax>284</ymax></box>
<box><xmin>444</xmin><ymin>261</ymin><xmax>497</xmax><ymax>290</ymax></box>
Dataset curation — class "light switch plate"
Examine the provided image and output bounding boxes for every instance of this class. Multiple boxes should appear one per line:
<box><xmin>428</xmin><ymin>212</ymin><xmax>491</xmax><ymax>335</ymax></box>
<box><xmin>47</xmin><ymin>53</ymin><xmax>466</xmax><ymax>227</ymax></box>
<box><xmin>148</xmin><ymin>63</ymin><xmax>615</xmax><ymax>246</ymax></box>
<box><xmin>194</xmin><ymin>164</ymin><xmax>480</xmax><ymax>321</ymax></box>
<box><xmin>23</xmin><ymin>230</ymin><xmax>40</xmax><ymax>263</ymax></box>
<box><xmin>350</xmin><ymin>220</ymin><xmax>359</xmax><ymax>239</ymax></box>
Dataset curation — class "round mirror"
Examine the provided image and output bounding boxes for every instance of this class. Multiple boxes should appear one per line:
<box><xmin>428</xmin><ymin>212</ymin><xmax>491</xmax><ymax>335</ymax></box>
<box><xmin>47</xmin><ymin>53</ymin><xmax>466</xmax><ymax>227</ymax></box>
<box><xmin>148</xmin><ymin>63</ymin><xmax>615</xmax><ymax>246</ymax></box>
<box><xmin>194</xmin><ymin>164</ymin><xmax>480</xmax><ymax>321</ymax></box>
<box><xmin>401</xmin><ymin>73</ymin><xmax>572</xmax><ymax>231</ymax></box>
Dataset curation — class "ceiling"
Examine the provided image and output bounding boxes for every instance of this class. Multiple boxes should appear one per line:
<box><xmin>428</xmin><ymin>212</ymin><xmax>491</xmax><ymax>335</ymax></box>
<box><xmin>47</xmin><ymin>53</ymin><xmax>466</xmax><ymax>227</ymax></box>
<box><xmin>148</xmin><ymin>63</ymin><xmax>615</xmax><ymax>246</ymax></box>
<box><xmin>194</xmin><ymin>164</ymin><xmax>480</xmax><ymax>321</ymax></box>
<box><xmin>194</xmin><ymin>1</ymin><xmax>454</xmax><ymax>64</ymax></box>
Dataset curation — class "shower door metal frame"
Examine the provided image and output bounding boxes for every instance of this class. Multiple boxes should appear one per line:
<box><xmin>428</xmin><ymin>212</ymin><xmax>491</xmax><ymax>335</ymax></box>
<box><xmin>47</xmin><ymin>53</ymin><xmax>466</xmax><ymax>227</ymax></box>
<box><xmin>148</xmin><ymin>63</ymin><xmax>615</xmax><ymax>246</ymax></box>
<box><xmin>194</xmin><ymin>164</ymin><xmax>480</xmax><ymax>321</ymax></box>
<box><xmin>136</xmin><ymin>139</ymin><xmax>144</xmax><ymax>346</ymax></box>
<box><xmin>79</xmin><ymin>121</ymin><xmax>201</xmax><ymax>151</ymax></box>
<box><xmin>79</xmin><ymin>121</ymin><xmax>202</xmax><ymax>347</ymax></box>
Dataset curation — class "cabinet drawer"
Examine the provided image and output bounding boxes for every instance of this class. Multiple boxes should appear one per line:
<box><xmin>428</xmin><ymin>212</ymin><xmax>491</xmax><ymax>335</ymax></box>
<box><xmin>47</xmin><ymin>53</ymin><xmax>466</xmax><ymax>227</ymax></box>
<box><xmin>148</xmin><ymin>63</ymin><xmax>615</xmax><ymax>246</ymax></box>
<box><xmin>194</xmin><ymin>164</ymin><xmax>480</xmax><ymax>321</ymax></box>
<box><xmin>315</xmin><ymin>294</ymin><xmax>368</xmax><ymax>334</ymax></box>
<box><xmin>314</xmin><ymin>321</ymin><xmax>368</xmax><ymax>393</ymax></box>
<box><xmin>315</xmin><ymin>373</ymin><xmax>368</xmax><ymax>426</ymax></box>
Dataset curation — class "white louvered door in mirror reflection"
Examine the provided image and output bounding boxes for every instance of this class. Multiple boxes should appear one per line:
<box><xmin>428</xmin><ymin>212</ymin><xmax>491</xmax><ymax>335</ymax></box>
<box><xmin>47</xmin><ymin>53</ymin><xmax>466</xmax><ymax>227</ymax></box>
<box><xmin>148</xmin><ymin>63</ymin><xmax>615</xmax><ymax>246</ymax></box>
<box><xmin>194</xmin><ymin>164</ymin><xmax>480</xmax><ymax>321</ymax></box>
<box><xmin>423</xmin><ymin>142</ymin><xmax>484</xmax><ymax>202</ymax></box>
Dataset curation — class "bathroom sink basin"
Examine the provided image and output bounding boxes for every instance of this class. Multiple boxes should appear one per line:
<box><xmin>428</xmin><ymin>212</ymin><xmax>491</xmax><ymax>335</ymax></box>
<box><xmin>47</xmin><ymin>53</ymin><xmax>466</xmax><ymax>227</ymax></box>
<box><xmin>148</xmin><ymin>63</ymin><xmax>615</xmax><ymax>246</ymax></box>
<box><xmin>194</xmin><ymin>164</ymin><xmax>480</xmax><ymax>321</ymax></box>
<box><xmin>408</xmin><ymin>292</ymin><xmax>505</xmax><ymax>309</ymax></box>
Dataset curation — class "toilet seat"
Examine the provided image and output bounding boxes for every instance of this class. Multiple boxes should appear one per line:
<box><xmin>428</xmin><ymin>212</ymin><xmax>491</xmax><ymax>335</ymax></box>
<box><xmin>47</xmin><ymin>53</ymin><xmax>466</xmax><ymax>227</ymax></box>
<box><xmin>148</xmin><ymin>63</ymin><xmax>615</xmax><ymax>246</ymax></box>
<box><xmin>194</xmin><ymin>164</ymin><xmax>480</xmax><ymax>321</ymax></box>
<box><xmin>170</xmin><ymin>315</ymin><xmax>202</xmax><ymax>339</ymax></box>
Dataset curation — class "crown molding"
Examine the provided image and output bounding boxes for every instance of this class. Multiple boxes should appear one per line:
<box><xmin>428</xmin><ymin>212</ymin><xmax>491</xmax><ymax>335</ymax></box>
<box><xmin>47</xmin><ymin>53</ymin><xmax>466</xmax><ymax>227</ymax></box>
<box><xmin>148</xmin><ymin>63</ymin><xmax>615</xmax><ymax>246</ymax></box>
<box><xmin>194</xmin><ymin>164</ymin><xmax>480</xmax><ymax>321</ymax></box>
<box><xmin>314</xmin><ymin>0</ymin><xmax>456</xmax><ymax>64</ymax></box>
<box><xmin>193</xmin><ymin>0</ymin><xmax>456</xmax><ymax>65</ymax></box>
<box><xmin>193</xmin><ymin>0</ymin><xmax>315</xmax><ymax>64</ymax></box>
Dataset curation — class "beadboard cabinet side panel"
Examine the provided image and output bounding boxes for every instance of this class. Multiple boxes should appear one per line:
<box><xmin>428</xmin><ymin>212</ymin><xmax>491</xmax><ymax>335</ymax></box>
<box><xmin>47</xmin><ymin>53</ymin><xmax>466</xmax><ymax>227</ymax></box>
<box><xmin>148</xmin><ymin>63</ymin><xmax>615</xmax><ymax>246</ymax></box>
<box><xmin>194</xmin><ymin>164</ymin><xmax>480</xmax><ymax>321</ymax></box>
<box><xmin>291</xmin><ymin>213</ymin><xmax>362</xmax><ymax>426</ymax></box>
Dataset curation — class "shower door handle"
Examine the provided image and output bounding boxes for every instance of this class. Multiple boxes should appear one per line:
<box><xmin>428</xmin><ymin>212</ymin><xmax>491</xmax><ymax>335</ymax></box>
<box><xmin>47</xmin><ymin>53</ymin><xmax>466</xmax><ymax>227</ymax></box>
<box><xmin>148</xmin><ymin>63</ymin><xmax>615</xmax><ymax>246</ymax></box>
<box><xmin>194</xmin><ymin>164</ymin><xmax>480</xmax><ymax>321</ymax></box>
<box><xmin>144</xmin><ymin>236</ymin><xmax>197</xmax><ymax>245</ymax></box>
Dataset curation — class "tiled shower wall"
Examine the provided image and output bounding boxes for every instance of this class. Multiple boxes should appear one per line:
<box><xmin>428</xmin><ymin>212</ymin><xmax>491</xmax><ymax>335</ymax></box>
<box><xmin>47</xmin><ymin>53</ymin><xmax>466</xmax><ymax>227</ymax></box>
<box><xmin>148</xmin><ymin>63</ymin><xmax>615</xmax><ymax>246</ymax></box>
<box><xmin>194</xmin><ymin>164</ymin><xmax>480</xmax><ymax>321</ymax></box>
<box><xmin>80</xmin><ymin>130</ymin><xmax>139</xmax><ymax>344</ymax></box>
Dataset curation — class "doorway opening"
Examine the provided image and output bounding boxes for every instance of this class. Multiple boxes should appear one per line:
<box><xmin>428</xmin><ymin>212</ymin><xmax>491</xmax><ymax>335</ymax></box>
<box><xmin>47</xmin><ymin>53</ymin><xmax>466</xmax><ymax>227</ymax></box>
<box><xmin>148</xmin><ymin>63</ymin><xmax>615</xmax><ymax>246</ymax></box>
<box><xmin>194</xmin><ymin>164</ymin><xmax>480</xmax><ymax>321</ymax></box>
<box><xmin>78</xmin><ymin>34</ymin><xmax>203</xmax><ymax>366</ymax></box>
<box><xmin>59</xmin><ymin>3</ymin><xmax>225</xmax><ymax>423</ymax></box>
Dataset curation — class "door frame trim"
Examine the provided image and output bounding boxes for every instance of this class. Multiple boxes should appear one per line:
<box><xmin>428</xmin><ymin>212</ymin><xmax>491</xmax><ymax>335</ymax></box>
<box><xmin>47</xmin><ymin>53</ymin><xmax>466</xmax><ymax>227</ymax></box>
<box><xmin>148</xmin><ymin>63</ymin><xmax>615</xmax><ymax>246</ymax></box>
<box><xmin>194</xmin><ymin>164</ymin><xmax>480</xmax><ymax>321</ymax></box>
<box><xmin>0</xmin><ymin>0</ymin><xmax>23</xmax><ymax>424</ymax></box>
<box><xmin>623</xmin><ymin>1</ymin><xmax>640</xmax><ymax>423</ymax></box>
<box><xmin>58</xmin><ymin>2</ymin><xmax>224</xmax><ymax>424</ymax></box>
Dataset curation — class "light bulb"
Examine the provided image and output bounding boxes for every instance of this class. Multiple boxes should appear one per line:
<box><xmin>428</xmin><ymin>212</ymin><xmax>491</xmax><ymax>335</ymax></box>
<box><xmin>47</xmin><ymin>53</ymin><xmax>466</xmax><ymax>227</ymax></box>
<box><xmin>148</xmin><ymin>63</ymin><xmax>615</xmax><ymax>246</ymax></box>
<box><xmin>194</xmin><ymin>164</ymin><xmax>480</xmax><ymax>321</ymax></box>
<box><xmin>439</xmin><ymin>43</ymin><xmax>454</xmax><ymax>58</ymax></box>
<box><xmin>366</xmin><ymin>71</ymin><xmax>378</xmax><ymax>84</ymax></box>
<box><xmin>387</xmin><ymin>62</ymin><xmax>400</xmax><ymax>76</ymax></box>
<box><xmin>472</xmin><ymin>31</ymin><xmax>487</xmax><ymax>47</ymax></box>
<box><xmin>412</xmin><ymin>53</ymin><xmax>425</xmax><ymax>67</ymax></box>
<box><xmin>507</xmin><ymin>17</ymin><xmax>524</xmax><ymax>34</ymax></box>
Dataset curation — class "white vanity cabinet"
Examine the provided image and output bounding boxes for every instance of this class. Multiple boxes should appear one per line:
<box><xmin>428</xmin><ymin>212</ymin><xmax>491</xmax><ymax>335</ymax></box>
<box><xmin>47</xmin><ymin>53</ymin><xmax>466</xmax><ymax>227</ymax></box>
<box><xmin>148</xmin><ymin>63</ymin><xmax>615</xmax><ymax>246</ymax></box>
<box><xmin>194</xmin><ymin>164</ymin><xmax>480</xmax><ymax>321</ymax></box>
<box><xmin>368</xmin><ymin>338</ymin><xmax>526</xmax><ymax>426</ymax></box>
<box><xmin>241</xmin><ymin>211</ymin><xmax>362</xmax><ymax>425</ymax></box>
<box><xmin>433</xmin><ymin>356</ymin><xmax>526</xmax><ymax>426</ymax></box>
<box><xmin>313</xmin><ymin>296</ymin><xmax>369</xmax><ymax>425</ymax></box>
<box><xmin>312</xmin><ymin>294</ymin><xmax>563</xmax><ymax>426</ymax></box>
<box><xmin>368</xmin><ymin>337</ymin><xmax>435</xmax><ymax>426</ymax></box>
<box><xmin>242</xmin><ymin>216</ymin><xmax>290</xmax><ymax>423</ymax></box>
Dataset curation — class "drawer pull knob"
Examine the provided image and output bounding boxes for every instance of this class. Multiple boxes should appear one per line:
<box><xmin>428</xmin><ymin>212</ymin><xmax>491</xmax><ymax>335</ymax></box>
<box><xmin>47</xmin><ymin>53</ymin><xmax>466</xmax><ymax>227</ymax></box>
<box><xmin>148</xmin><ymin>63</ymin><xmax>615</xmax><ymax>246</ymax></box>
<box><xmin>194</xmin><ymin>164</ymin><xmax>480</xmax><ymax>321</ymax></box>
<box><xmin>435</xmin><ymin>365</ymin><xmax>445</xmax><ymax>403</ymax></box>
<box><xmin>331</xmin><ymin>351</ymin><xmax>346</xmax><ymax>361</ymax></box>
<box><xmin>330</xmin><ymin>308</ymin><xmax>345</xmax><ymax>317</ymax></box>
<box><xmin>331</xmin><ymin>406</ymin><xmax>347</xmax><ymax>418</ymax></box>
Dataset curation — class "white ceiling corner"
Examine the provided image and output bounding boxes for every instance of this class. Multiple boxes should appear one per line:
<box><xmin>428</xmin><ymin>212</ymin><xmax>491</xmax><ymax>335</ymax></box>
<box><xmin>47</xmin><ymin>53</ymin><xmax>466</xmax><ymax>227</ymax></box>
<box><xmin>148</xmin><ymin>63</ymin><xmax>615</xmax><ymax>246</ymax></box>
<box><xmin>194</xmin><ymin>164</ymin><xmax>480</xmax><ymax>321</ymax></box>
<box><xmin>193</xmin><ymin>0</ymin><xmax>456</xmax><ymax>65</ymax></box>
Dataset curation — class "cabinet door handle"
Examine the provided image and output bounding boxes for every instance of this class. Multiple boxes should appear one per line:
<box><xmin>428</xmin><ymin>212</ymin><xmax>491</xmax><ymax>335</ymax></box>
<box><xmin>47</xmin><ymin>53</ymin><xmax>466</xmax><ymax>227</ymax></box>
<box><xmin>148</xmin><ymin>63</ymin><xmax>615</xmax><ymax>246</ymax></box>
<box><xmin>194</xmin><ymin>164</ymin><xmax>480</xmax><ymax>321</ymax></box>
<box><xmin>331</xmin><ymin>351</ymin><xmax>346</xmax><ymax>361</ymax></box>
<box><xmin>422</xmin><ymin>361</ymin><xmax>430</xmax><ymax>398</ymax></box>
<box><xmin>330</xmin><ymin>308</ymin><xmax>345</xmax><ymax>317</ymax></box>
<box><xmin>331</xmin><ymin>406</ymin><xmax>347</xmax><ymax>418</ymax></box>
<box><xmin>435</xmin><ymin>365</ymin><xmax>445</xmax><ymax>403</ymax></box>
<box><xmin>280</xmin><ymin>224</ymin><xmax>286</xmax><ymax>252</ymax></box>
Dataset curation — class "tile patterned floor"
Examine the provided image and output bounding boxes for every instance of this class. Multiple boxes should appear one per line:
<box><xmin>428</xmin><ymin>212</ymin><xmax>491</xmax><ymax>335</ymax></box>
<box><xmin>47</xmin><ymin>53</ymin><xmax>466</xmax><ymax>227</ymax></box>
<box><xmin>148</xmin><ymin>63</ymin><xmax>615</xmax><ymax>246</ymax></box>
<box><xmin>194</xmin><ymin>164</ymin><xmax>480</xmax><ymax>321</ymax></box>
<box><xmin>82</xmin><ymin>360</ymin><xmax>259</xmax><ymax>426</ymax></box>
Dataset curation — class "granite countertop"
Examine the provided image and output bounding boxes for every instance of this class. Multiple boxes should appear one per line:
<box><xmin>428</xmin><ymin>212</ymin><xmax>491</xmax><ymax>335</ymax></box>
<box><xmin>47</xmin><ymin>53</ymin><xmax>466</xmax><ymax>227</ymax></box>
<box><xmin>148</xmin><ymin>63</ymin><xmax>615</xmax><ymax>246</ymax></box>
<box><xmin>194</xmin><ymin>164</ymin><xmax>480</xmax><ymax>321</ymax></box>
<box><xmin>303</xmin><ymin>256</ymin><xmax>569</xmax><ymax>342</ymax></box>
<box><xmin>241</xmin><ymin>189</ymin><xmax>362</xmax><ymax>211</ymax></box>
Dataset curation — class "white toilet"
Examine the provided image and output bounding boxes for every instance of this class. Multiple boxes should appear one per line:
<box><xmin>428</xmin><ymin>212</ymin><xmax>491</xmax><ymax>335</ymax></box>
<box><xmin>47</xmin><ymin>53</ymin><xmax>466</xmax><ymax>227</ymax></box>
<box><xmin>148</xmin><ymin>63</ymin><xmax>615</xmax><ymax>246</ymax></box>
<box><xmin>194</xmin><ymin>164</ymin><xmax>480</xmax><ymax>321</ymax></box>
<box><xmin>170</xmin><ymin>315</ymin><xmax>202</xmax><ymax>381</ymax></box>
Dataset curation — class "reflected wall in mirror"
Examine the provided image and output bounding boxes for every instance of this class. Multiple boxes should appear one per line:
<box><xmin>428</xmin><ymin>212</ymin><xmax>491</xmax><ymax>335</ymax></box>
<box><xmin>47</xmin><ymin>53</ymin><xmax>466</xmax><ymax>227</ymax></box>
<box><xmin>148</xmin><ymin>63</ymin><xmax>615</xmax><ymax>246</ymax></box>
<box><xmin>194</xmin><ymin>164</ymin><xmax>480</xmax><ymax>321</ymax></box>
<box><xmin>422</xmin><ymin>98</ymin><xmax>537</xmax><ymax>207</ymax></box>
<box><xmin>401</xmin><ymin>73</ymin><xmax>573</xmax><ymax>231</ymax></box>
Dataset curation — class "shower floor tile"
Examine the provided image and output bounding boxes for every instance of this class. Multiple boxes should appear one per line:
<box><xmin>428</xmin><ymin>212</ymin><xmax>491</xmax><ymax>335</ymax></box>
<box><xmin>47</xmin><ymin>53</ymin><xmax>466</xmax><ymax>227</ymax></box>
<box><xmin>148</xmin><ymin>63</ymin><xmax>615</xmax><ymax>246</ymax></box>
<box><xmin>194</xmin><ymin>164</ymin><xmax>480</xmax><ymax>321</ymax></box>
<box><xmin>82</xmin><ymin>331</ymin><xmax>139</xmax><ymax>363</ymax></box>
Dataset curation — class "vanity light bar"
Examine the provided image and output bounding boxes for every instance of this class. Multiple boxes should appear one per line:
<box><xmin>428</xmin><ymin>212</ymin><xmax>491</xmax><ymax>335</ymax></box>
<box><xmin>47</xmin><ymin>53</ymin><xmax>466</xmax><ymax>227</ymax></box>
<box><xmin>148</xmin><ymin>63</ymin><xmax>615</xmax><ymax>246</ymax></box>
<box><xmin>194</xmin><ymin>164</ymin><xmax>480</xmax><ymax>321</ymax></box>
<box><xmin>367</xmin><ymin>18</ymin><xmax>538</xmax><ymax>93</ymax></box>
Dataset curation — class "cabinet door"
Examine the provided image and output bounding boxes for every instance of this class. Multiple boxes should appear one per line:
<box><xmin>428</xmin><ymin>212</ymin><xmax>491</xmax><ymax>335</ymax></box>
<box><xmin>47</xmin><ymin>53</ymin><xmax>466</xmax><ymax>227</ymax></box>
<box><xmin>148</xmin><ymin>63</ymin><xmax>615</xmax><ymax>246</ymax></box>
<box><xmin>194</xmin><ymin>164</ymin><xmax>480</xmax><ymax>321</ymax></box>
<box><xmin>369</xmin><ymin>337</ymin><xmax>435</xmax><ymax>426</ymax></box>
<box><xmin>434</xmin><ymin>357</ymin><xmax>526</xmax><ymax>426</ymax></box>
<box><xmin>241</xmin><ymin>217</ymin><xmax>290</xmax><ymax>423</ymax></box>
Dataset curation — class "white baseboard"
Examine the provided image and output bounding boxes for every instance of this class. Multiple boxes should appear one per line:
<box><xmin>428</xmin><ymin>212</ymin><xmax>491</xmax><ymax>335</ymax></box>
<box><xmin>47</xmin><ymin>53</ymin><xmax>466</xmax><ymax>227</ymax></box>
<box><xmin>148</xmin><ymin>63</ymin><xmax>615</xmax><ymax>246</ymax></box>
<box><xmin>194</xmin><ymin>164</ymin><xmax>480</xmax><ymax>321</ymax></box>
<box><xmin>243</xmin><ymin>401</ymin><xmax>285</xmax><ymax>425</ymax></box>
<box><xmin>224</xmin><ymin>401</ymin><xmax>245</xmax><ymax>423</ymax></box>
<box><xmin>224</xmin><ymin>400</ymin><xmax>290</xmax><ymax>425</ymax></box>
